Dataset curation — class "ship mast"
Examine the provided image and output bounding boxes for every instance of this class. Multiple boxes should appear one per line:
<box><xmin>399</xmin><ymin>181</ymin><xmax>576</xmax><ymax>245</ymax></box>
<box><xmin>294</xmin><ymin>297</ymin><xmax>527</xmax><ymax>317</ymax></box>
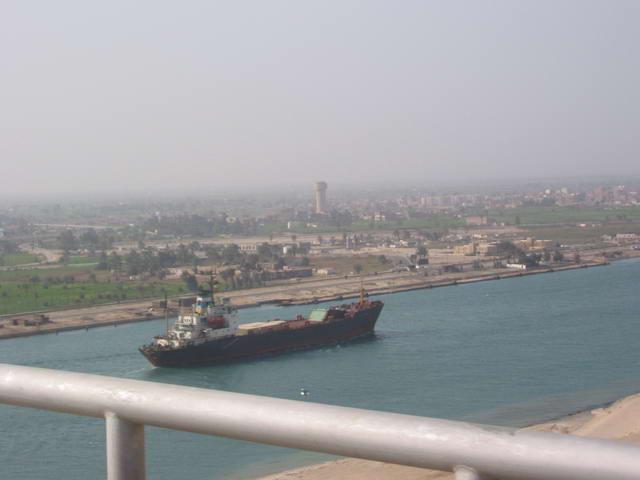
<box><xmin>164</xmin><ymin>292</ymin><xmax>169</xmax><ymax>334</ymax></box>
<box><xmin>359</xmin><ymin>275</ymin><xmax>366</xmax><ymax>305</ymax></box>
<box><xmin>209</xmin><ymin>273</ymin><xmax>216</xmax><ymax>306</ymax></box>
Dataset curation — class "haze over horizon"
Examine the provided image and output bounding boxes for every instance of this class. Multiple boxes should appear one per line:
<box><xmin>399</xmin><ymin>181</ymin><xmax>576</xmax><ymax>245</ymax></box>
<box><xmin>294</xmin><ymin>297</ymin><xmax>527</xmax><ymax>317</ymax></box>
<box><xmin>2</xmin><ymin>0</ymin><xmax>639</xmax><ymax>196</ymax></box>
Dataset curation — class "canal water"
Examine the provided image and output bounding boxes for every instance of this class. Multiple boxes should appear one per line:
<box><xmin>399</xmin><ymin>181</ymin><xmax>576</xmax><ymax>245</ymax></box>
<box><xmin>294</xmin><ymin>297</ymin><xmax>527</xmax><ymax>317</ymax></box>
<box><xmin>1</xmin><ymin>259</ymin><xmax>639</xmax><ymax>479</ymax></box>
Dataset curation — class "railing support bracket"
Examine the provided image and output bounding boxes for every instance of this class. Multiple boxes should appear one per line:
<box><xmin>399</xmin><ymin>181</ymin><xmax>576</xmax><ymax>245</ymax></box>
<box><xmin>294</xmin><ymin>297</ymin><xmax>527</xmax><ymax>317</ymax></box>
<box><xmin>455</xmin><ymin>465</ymin><xmax>486</xmax><ymax>480</ymax></box>
<box><xmin>105</xmin><ymin>412</ymin><xmax>146</xmax><ymax>480</ymax></box>
<box><xmin>1</xmin><ymin>364</ymin><xmax>639</xmax><ymax>480</ymax></box>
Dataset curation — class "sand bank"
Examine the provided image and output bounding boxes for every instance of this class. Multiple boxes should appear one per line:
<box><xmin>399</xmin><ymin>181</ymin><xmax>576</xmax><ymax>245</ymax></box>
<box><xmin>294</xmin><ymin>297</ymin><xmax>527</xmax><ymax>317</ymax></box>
<box><xmin>257</xmin><ymin>393</ymin><xmax>640</xmax><ymax>480</ymax></box>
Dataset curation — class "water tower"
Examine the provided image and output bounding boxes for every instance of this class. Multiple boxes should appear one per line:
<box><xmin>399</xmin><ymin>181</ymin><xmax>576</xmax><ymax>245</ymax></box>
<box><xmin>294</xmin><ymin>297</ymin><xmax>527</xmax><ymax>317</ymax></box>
<box><xmin>314</xmin><ymin>181</ymin><xmax>328</xmax><ymax>214</ymax></box>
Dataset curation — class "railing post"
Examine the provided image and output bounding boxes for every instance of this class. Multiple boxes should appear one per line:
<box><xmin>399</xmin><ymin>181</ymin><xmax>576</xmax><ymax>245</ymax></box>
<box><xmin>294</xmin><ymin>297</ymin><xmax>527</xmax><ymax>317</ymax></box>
<box><xmin>454</xmin><ymin>466</ymin><xmax>485</xmax><ymax>480</ymax></box>
<box><xmin>2</xmin><ymin>364</ymin><xmax>640</xmax><ymax>480</ymax></box>
<box><xmin>105</xmin><ymin>412</ymin><xmax>146</xmax><ymax>480</ymax></box>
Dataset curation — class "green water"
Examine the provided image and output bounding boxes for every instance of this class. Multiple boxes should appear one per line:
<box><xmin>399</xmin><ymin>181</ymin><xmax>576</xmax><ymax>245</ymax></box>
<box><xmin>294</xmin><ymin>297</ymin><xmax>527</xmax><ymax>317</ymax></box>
<box><xmin>1</xmin><ymin>259</ymin><xmax>639</xmax><ymax>479</ymax></box>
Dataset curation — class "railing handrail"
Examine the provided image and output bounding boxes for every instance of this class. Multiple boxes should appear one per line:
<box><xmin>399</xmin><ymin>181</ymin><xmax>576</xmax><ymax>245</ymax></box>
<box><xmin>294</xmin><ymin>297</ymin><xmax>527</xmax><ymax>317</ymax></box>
<box><xmin>1</xmin><ymin>363</ymin><xmax>639</xmax><ymax>480</ymax></box>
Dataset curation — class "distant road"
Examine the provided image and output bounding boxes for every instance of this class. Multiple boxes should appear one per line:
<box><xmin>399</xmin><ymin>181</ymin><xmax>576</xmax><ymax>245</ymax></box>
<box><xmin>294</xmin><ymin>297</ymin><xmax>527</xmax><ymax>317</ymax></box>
<box><xmin>0</xmin><ymin>244</ymin><xmax>63</xmax><ymax>271</ymax></box>
<box><xmin>33</xmin><ymin>223</ymin><xmax>113</xmax><ymax>230</ymax></box>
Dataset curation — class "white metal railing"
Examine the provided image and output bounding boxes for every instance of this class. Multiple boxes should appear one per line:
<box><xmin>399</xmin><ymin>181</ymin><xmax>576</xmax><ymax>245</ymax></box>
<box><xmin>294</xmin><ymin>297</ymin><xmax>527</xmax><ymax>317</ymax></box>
<box><xmin>0</xmin><ymin>363</ymin><xmax>639</xmax><ymax>480</ymax></box>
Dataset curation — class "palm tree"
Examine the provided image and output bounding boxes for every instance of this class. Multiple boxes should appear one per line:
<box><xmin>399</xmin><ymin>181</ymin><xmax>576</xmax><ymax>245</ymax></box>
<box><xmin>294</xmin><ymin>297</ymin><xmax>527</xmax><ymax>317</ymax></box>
<box><xmin>219</xmin><ymin>268</ymin><xmax>235</xmax><ymax>289</ymax></box>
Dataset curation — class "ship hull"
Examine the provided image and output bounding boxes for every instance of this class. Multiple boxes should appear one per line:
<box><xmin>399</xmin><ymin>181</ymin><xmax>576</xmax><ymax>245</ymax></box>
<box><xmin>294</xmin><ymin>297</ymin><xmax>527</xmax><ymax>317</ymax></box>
<box><xmin>140</xmin><ymin>302</ymin><xmax>383</xmax><ymax>367</ymax></box>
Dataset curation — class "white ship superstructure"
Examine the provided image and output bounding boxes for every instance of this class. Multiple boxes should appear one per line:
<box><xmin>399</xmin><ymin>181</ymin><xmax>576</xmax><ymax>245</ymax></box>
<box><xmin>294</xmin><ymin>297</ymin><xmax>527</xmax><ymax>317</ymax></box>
<box><xmin>153</xmin><ymin>291</ymin><xmax>239</xmax><ymax>349</ymax></box>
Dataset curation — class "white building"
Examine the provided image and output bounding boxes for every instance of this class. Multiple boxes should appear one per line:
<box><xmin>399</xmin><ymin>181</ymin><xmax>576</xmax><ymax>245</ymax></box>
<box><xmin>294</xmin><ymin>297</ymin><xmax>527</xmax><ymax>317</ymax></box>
<box><xmin>239</xmin><ymin>244</ymin><xmax>258</xmax><ymax>253</ymax></box>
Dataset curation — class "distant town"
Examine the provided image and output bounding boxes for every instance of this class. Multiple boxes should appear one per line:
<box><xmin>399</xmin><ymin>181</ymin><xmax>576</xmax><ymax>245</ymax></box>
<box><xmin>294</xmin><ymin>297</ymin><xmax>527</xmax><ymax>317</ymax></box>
<box><xmin>0</xmin><ymin>179</ymin><xmax>639</xmax><ymax>335</ymax></box>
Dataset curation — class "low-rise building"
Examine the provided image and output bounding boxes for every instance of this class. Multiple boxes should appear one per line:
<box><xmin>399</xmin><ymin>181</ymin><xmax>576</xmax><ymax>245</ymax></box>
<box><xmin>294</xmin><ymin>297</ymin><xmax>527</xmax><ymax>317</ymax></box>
<box><xmin>316</xmin><ymin>267</ymin><xmax>337</xmax><ymax>275</ymax></box>
<box><xmin>454</xmin><ymin>243</ymin><xmax>477</xmax><ymax>256</ymax></box>
<box><xmin>239</xmin><ymin>244</ymin><xmax>258</xmax><ymax>253</ymax></box>
<box><xmin>465</xmin><ymin>215</ymin><xmax>488</xmax><ymax>226</ymax></box>
<box><xmin>264</xmin><ymin>266</ymin><xmax>313</xmax><ymax>280</ymax></box>
<box><xmin>513</xmin><ymin>237</ymin><xmax>555</xmax><ymax>252</ymax></box>
<box><xmin>615</xmin><ymin>233</ymin><xmax>640</xmax><ymax>243</ymax></box>
<box><xmin>513</xmin><ymin>238</ymin><xmax>536</xmax><ymax>250</ymax></box>
<box><xmin>477</xmin><ymin>242</ymin><xmax>499</xmax><ymax>256</ymax></box>
<box><xmin>506</xmin><ymin>263</ymin><xmax>528</xmax><ymax>270</ymax></box>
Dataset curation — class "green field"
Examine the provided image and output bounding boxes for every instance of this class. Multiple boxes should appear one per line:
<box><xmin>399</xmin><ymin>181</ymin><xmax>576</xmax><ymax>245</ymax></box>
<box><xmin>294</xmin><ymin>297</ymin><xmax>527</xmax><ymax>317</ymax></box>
<box><xmin>259</xmin><ymin>207</ymin><xmax>640</xmax><ymax>236</ymax></box>
<box><xmin>65</xmin><ymin>255</ymin><xmax>99</xmax><ymax>265</ymax></box>
<box><xmin>0</xmin><ymin>253</ymin><xmax>41</xmax><ymax>267</ymax></box>
<box><xmin>0</xmin><ymin>263</ymin><xmax>188</xmax><ymax>315</ymax></box>
<box><xmin>350</xmin><ymin>216</ymin><xmax>465</xmax><ymax>231</ymax></box>
<box><xmin>525</xmin><ymin>223</ymin><xmax>640</xmax><ymax>245</ymax></box>
<box><xmin>0</xmin><ymin>281</ymin><xmax>187</xmax><ymax>315</ymax></box>
<box><xmin>0</xmin><ymin>264</ymin><xmax>96</xmax><ymax>283</ymax></box>
<box><xmin>489</xmin><ymin>206</ymin><xmax>640</xmax><ymax>226</ymax></box>
<box><xmin>260</xmin><ymin>215</ymin><xmax>464</xmax><ymax>235</ymax></box>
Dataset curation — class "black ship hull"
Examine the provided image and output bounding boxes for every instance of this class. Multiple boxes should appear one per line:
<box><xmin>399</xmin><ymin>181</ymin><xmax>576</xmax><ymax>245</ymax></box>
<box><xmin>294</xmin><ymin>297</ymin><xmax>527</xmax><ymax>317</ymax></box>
<box><xmin>140</xmin><ymin>302</ymin><xmax>383</xmax><ymax>367</ymax></box>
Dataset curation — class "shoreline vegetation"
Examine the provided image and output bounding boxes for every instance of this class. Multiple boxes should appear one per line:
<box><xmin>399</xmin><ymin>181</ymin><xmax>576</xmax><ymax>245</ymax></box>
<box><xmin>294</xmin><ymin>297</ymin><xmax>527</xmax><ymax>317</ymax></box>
<box><xmin>255</xmin><ymin>391</ymin><xmax>640</xmax><ymax>480</ymax></box>
<box><xmin>0</xmin><ymin>256</ymin><xmax>620</xmax><ymax>340</ymax></box>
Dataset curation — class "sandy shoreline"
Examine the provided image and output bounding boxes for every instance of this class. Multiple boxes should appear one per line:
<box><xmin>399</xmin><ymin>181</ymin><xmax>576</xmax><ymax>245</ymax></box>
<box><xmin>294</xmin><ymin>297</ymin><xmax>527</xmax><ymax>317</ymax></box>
<box><xmin>256</xmin><ymin>393</ymin><xmax>640</xmax><ymax>479</ymax></box>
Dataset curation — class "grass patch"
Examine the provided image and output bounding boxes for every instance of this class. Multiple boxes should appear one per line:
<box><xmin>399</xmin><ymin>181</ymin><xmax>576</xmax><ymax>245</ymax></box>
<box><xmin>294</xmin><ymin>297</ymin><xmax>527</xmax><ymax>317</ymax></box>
<box><xmin>525</xmin><ymin>224</ymin><xmax>640</xmax><ymax>245</ymax></box>
<box><xmin>64</xmin><ymin>255</ymin><xmax>99</xmax><ymax>265</ymax></box>
<box><xmin>351</xmin><ymin>216</ymin><xmax>464</xmax><ymax>231</ymax></box>
<box><xmin>489</xmin><ymin>206</ymin><xmax>640</xmax><ymax>225</ymax></box>
<box><xmin>0</xmin><ymin>253</ymin><xmax>41</xmax><ymax>267</ymax></box>
<box><xmin>259</xmin><ymin>215</ymin><xmax>463</xmax><ymax>235</ymax></box>
<box><xmin>0</xmin><ymin>264</ymin><xmax>96</xmax><ymax>283</ymax></box>
<box><xmin>0</xmin><ymin>280</ymin><xmax>188</xmax><ymax>315</ymax></box>
<box><xmin>0</xmin><ymin>264</ymin><xmax>189</xmax><ymax>315</ymax></box>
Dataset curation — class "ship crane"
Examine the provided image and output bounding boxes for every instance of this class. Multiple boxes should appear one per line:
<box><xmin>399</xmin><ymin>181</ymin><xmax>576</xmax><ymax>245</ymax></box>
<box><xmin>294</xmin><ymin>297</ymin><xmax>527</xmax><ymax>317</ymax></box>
<box><xmin>359</xmin><ymin>276</ymin><xmax>367</xmax><ymax>305</ymax></box>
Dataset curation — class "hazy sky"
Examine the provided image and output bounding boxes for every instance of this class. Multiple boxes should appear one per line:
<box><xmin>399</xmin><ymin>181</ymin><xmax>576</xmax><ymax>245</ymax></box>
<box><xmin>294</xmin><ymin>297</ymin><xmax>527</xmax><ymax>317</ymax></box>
<box><xmin>1</xmin><ymin>1</ymin><xmax>639</xmax><ymax>195</ymax></box>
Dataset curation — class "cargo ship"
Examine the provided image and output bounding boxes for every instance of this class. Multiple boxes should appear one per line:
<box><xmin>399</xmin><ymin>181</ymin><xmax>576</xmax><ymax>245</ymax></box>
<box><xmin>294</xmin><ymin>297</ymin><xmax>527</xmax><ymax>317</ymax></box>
<box><xmin>139</xmin><ymin>288</ymin><xmax>384</xmax><ymax>367</ymax></box>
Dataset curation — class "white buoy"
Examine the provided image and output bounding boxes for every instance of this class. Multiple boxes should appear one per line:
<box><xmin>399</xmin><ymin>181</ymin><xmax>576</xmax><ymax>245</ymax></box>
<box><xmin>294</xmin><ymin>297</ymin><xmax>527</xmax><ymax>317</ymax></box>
<box><xmin>300</xmin><ymin>388</ymin><xmax>310</xmax><ymax>397</ymax></box>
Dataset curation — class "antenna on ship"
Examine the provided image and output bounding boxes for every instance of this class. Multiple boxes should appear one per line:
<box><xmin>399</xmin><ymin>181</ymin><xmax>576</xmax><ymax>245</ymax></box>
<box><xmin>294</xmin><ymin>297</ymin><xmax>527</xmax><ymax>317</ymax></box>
<box><xmin>164</xmin><ymin>291</ymin><xmax>169</xmax><ymax>334</ymax></box>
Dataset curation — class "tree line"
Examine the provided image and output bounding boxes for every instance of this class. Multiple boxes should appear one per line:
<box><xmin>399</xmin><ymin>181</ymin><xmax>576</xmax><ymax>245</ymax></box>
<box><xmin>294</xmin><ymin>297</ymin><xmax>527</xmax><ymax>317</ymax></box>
<box><xmin>57</xmin><ymin>228</ymin><xmax>115</xmax><ymax>253</ymax></box>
